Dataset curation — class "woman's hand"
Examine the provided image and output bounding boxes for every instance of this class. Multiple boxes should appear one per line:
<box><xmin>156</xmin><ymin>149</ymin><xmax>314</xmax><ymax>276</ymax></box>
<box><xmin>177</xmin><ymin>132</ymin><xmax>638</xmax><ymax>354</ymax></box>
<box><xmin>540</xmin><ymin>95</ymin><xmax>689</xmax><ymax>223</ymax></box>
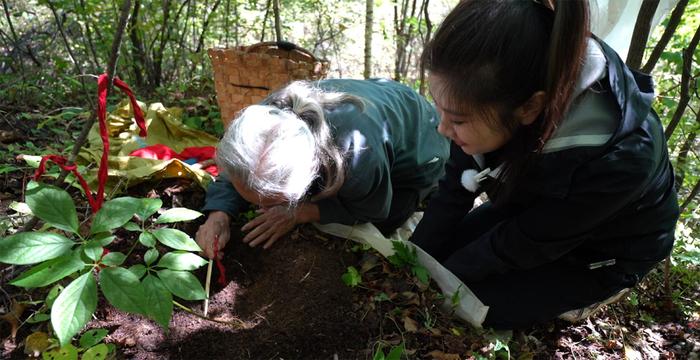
<box><xmin>195</xmin><ymin>211</ymin><xmax>231</xmax><ymax>259</ymax></box>
<box><xmin>241</xmin><ymin>206</ymin><xmax>297</xmax><ymax>249</ymax></box>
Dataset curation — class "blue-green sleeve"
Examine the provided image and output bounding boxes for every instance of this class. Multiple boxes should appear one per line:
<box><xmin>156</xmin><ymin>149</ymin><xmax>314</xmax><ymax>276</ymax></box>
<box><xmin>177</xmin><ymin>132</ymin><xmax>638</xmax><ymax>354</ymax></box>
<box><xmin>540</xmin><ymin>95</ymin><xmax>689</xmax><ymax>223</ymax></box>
<box><xmin>201</xmin><ymin>172</ymin><xmax>248</xmax><ymax>216</ymax></box>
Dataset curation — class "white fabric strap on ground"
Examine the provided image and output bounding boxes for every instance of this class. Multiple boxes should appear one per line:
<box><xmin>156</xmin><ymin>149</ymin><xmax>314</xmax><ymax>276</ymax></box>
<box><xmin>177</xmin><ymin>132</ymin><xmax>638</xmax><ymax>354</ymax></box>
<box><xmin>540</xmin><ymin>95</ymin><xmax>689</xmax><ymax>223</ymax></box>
<box><xmin>313</xmin><ymin>212</ymin><xmax>489</xmax><ymax>327</ymax></box>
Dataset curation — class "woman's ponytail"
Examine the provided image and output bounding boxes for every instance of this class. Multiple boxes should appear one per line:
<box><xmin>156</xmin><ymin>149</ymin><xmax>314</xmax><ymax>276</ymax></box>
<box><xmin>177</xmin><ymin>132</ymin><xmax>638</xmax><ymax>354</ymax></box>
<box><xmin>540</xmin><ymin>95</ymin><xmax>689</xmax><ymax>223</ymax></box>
<box><xmin>268</xmin><ymin>81</ymin><xmax>364</xmax><ymax>201</ymax></box>
<box><xmin>540</xmin><ymin>0</ymin><xmax>590</xmax><ymax>147</ymax></box>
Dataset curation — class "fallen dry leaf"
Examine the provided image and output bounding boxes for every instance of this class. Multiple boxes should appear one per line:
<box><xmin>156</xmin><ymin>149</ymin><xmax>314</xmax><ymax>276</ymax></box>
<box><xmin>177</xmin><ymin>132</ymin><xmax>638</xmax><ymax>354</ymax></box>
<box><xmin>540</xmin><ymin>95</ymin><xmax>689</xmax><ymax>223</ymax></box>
<box><xmin>403</xmin><ymin>316</ymin><xmax>419</xmax><ymax>333</ymax></box>
<box><xmin>24</xmin><ymin>331</ymin><xmax>50</xmax><ymax>357</ymax></box>
<box><xmin>0</xmin><ymin>300</ymin><xmax>27</xmax><ymax>339</ymax></box>
<box><xmin>426</xmin><ymin>350</ymin><xmax>461</xmax><ymax>360</ymax></box>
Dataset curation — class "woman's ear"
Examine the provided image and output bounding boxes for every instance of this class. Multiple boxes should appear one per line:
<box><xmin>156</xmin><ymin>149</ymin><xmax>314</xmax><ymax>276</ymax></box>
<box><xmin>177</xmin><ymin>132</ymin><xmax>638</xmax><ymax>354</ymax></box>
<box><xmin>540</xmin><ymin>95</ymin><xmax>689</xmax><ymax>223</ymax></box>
<box><xmin>514</xmin><ymin>91</ymin><xmax>546</xmax><ymax>126</ymax></box>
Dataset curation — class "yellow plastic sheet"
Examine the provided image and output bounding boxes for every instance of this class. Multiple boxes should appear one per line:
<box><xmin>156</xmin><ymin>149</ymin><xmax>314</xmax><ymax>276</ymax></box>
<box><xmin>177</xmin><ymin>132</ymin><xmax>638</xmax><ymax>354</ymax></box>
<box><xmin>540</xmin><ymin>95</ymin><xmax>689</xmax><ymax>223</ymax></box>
<box><xmin>78</xmin><ymin>100</ymin><xmax>220</xmax><ymax>194</ymax></box>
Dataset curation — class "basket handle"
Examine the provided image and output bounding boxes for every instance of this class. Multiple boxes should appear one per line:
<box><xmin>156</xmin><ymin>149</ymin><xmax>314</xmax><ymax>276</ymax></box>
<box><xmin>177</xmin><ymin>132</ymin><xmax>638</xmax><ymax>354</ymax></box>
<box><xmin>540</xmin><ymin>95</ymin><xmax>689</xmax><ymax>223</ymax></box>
<box><xmin>246</xmin><ymin>41</ymin><xmax>317</xmax><ymax>61</ymax></box>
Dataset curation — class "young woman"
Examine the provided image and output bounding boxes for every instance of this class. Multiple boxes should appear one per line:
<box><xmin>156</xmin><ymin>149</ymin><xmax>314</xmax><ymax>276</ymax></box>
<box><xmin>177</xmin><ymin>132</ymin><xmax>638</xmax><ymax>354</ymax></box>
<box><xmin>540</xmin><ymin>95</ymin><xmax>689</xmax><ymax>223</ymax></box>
<box><xmin>410</xmin><ymin>0</ymin><xmax>679</xmax><ymax>328</ymax></box>
<box><xmin>197</xmin><ymin>79</ymin><xmax>449</xmax><ymax>257</ymax></box>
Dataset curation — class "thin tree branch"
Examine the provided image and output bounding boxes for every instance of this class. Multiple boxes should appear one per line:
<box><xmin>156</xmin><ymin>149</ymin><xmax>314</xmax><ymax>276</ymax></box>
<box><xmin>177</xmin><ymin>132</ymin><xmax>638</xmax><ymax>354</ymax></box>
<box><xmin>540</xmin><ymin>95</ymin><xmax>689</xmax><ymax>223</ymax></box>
<box><xmin>79</xmin><ymin>0</ymin><xmax>102</xmax><ymax>70</ymax></box>
<box><xmin>195</xmin><ymin>0</ymin><xmax>223</xmax><ymax>53</ymax></box>
<box><xmin>642</xmin><ymin>0</ymin><xmax>688</xmax><ymax>73</ymax></box>
<box><xmin>664</xmin><ymin>24</ymin><xmax>700</xmax><ymax>139</ymax></box>
<box><xmin>1</xmin><ymin>0</ymin><xmax>26</xmax><ymax>72</ymax></box>
<box><xmin>680</xmin><ymin>177</ymin><xmax>700</xmax><ymax>213</ymax></box>
<box><xmin>260</xmin><ymin>0</ymin><xmax>271</xmax><ymax>42</ymax></box>
<box><xmin>626</xmin><ymin>0</ymin><xmax>660</xmax><ymax>70</ymax></box>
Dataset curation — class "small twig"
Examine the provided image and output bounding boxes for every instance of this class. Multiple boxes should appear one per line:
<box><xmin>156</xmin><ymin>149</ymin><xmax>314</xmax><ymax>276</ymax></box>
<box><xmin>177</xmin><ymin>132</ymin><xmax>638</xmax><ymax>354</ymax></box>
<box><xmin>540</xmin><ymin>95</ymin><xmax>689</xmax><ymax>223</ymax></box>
<box><xmin>299</xmin><ymin>256</ymin><xmax>316</xmax><ymax>283</ymax></box>
<box><xmin>172</xmin><ymin>300</ymin><xmax>249</xmax><ymax>328</ymax></box>
<box><xmin>203</xmin><ymin>259</ymin><xmax>213</xmax><ymax>316</ymax></box>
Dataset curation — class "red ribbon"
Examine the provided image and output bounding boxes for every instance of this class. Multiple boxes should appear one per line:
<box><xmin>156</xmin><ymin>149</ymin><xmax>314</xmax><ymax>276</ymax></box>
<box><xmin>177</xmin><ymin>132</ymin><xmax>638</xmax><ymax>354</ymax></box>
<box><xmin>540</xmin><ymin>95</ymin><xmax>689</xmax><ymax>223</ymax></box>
<box><xmin>35</xmin><ymin>74</ymin><xmax>146</xmax><ymax>213</ymax></box>
<box><xmin>212</xmin><ymin>235</ymin><xmax>227</xmax><ymax>286</ymax></box>
<box><xmin>34</xmin><ymin>155</ymin><xmax>100</xmax><ymax>211</ymax></box>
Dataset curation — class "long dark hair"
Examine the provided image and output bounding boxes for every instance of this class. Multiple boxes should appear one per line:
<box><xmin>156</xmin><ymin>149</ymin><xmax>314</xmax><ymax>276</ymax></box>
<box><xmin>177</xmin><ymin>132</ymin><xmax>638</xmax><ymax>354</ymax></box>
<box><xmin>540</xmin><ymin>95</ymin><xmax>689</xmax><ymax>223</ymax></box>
<box><xmin>422</xmin><ymin>0</ymin><xmax>590</xmax><ymax>202</ymax></box>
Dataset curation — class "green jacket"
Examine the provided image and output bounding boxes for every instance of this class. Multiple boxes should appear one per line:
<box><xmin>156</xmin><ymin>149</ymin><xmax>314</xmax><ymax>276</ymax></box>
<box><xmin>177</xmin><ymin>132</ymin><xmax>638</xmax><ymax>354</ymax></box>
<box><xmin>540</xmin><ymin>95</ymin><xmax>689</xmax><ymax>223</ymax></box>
<box><xmin>203</xmin><ymin>78</ymin><xmax>450</xmax><ymax>225</ymax></box>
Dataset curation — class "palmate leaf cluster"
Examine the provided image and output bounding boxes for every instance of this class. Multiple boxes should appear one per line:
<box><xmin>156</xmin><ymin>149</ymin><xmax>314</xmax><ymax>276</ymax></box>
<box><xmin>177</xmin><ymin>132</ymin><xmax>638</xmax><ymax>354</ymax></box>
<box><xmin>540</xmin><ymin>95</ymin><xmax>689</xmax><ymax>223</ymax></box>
<box><xmin>0</xmin><ymin>181</ymin><xmax>206</xmax><ymax>347</ymax></box>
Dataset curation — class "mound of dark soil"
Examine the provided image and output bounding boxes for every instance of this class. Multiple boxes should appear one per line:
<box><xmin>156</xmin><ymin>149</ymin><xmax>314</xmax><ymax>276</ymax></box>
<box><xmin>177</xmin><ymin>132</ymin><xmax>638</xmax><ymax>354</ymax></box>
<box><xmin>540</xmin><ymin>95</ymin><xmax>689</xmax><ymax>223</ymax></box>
<box><xmin>92</xmin><ymin>227</ymin><xmax>370</xmax><ymax>360</ymax></box>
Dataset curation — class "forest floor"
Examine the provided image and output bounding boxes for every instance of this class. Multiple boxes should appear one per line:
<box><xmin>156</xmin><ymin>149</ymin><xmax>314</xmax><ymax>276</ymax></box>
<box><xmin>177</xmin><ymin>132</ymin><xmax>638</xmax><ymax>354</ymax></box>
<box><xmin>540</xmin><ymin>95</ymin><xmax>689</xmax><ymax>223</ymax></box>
<box><xmin>1</xmin><ymin>111</ymin><xmax>699</xmax><ymax>360</ymax></box>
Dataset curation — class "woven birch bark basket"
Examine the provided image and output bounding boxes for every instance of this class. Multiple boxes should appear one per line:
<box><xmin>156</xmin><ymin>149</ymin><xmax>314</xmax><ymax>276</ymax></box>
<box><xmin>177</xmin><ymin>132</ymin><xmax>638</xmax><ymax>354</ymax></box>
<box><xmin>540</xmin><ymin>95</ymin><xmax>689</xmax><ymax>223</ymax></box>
<box><xmin>208</xmin><ymin>41</ymin><xmax>330</xmax><ymax>129</ymax></box>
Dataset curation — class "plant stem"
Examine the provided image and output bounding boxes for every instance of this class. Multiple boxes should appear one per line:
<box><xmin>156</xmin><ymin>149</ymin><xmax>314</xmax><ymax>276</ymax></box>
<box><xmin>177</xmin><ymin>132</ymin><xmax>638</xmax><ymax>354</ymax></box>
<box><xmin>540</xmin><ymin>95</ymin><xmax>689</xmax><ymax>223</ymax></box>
<box><xmin>172</xmin><ymin>300</ymin><xmax>249</xmax><ymax>328</ymax></box>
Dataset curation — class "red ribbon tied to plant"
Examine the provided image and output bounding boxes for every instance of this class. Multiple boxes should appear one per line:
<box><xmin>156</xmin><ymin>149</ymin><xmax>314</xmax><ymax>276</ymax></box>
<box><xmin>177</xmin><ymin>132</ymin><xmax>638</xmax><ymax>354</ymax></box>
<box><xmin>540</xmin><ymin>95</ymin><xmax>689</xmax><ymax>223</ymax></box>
<box><xmin>34</xmin><ymin>74</ymin><xmax>146</xmax><ymax>213</ymax></box>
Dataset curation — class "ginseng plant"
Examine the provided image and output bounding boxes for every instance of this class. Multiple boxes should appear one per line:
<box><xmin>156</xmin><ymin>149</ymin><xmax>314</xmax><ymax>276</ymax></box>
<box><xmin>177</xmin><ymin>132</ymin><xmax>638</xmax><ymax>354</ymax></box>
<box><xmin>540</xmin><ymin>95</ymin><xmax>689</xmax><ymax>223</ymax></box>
<box><xmin>0</xmin><ymin>74</ymin><xmax>207</xmax><ymax>348</ymax></box>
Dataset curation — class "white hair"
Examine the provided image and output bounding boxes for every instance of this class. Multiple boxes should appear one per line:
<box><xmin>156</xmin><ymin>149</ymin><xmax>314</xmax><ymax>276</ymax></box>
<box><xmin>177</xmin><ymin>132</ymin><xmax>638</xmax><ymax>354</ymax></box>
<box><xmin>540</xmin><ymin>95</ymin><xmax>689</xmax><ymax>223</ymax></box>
<box><xmin>216</xmin><ymin>81</ymin><xmax>364</xmax><ymax>206</ymax></box>
<box><xmin>217</xmin><ymin>105</ymin><xmax>319</xmax><ymax>205</ymax></box>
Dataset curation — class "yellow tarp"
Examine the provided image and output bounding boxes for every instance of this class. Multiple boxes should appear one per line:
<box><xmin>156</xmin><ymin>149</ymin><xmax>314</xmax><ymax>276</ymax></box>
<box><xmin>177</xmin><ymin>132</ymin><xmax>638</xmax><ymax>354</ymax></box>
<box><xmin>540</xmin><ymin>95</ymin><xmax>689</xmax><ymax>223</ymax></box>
<box><xmin>77</xmin><ymin>100</ymin><xmax>220</xmax><ymax>194</ymax></box>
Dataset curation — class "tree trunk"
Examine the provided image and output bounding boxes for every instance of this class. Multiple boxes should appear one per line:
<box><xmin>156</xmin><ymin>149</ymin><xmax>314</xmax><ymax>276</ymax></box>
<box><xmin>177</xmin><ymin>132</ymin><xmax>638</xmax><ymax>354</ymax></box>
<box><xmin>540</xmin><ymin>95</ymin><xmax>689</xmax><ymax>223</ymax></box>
<box><xmin>626</xmin><ymin>0</ymin><xmax>660</xmax><ymax>70</ymax></box>
<box><xmin>260</xmin><ymin>0</ymin><xmax>272</xmax><ymax>42</ymax></box>
<box><xmin>225</xmin><ymin>0</ymin><xmax>230</xmax><ymax>47</ymax></box>
<box><xmin>418</xmin><ymin>0</ymin><xmax>431</xmax><ymax>95</ymax></box>
<box><xmin>664</xmin><ymin>24</ymin><xmax>700</xmax><ymax>139</ymax></box>
<box><xmin>642</xmin><ymin>0</ymin><xmax>688</xmax><ymax>73</ymax></box>
<box><xmin>393</xmin><ymin>0</ymin><xmax>418</xmax><ymax>81</ymax></box>
<box><xmin>162</xmin><ymin>0</ymin><xmax>189</xmax><ymax>83</ymax></box>
<box><xmin>128</xmin><ymin>0</ymin><xmax>147</xmax><ymax>88</ymax></box>
<box><xmin>195</xmin><ymin>0</ymin><xmax>223</xmax><ymax>53</ymax></box>
<box><xmin>363</xmin><ymin>0</ymin><xmax>374</xmax><ymax>79</ymax></box>
<box><xmin>171</xmin><ymin>0</ymin><xmax>193</xmax><ymax>81</ymax></box>
<box><xmin>273</xmin><ymin>0</ymin><xmax>282</xmax><ymax>42</ymax></box>
<box><xmin>151</xmin><ymin>0</ymin><xmax>172</xmax><ymax>88</ymax></box>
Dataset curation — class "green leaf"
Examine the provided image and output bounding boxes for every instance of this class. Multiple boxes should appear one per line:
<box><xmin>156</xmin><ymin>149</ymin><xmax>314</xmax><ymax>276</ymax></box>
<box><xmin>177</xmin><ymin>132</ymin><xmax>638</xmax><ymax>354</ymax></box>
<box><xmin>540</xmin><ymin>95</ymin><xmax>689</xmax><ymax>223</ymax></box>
<box><xmin>11</xmin><ymin>253</ymin><xmax>84</xmax><ymax>288</ymax></box>
<box><xmin>123</xmin><ymin>221</ymin><xmax>141</xmax><ymax>232</ymax></box>
<box><xmin>25</xmin><ymin>181</ymin><xmax>79</xmax><ymax>234</ymax></box>
<box><xmin>155</xmin><ymin>207</ymin><xmax>203</xmax><ymax>224</ymax></box>
<box><xmin>100</xmin><ymin>267</ymin><xmax>147</xmax><ymax>315</ymax></box>
<box><xmin>90</xmin><ymin>197</ymin><xmax>142</xmax><ymax>235</ymax></box>
<box><xmin>82</xmin><ymin>344</ymin><xmax>110</xmax><ymax>360</ymax></box>
<box><xmin>42</xmin><ymin>343</ymin><xmax>79</xmax><ymax>360</ymax></box>
<box><xmin>27</xmin><ymin>312</ymin><xmax>51</xmax><ymax>323</ymax></box>
<box><xmin>79</xmin><ymin>328</ymin><xmax>108</xmax><ymax>348</ymax></box>
<box><xmin>341</xmin><ymin>266</ymin><xmax>361</xmax><ymax>287</ymax></box>
<box><xmin>142</xmin><ymin>275</ymin><xmax>173</xmax><ymax>329</ymax></box>
<box><xmin>136</xmin><ymin>198</ymin><xmax>162</xmax><ymax>219</ymax></box>
<box><xmin>156</xmin><ymin>252</ymin><xmax>207</xmax><ymax>271</ymax></box>
<box><xmin>0</xmin><ymin>232</ymin><xmax>74</xmax><ymax>265</ymax></box>
<box><xmin>83</xmin><ymin>242</ymin><xmax>103</xmax><ymax>262</ymax></box>
<box><xmin>101</xmin><ymin>252</ymin><xmax>126</xmax><ymax>266</ymax></box>
<box><xmin>51</xmin><ymin>272</ymin><xmax>97</xmax><ymax>347</ymax></box>
<box><xmin>386</xmin><ymin>343</ymin><xmax>405</xmax><ymax>360</ymax></box>
<box><xmin>413</xmin><ymin>265</ymin><xmax>430</xmax><ymax>284</ymax></box>
<box><xmin>128</xmin><ymin>264</ymin><xmax>147</xmax><ymax>279</ymax></box>
<box><xmin>373</xmin><ymin>348</ymin><xmax>385</xmax><ymax>360</ymax></box>
<box><xmin>139</xmin><ymin>231</ymin><xmax>156</xmax><ymax>247</ymax></box>
<box><xmin>92</xmin><ymin>233</ymin><xmax>115</xmax><ymax>246</ymax></box>
<box><xmin>151</xmin><ymin>228</ymin><xmax>201</xmax><ymax>251</ymax></box>
<box><xmin>144</xmin><ymin>248</ymin><xmax>159</xmax><ymax>266</ymax></box>
<box><xmin>157</xmin><ymin>269</ymin><xmax>206</xmax><ymax>300</ymax></box>
<box><xmin>46</xmin><ymin>284</ymin><xmax>62</xmax><ymax>307</ymax></box>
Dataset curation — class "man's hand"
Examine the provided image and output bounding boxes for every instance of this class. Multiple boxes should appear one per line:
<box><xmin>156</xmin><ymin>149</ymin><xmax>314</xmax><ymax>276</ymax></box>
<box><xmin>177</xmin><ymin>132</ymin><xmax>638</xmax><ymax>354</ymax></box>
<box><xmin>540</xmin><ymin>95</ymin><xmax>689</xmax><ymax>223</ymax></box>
<box><xmin>241</xmin><ymin>205</ymin><xmax>297</xmax><ymax>249</ymax></box>
<box><xmin>196</xmin><ymin>211</ymin><xmax>231</xmax><ymax>259</ymax></box>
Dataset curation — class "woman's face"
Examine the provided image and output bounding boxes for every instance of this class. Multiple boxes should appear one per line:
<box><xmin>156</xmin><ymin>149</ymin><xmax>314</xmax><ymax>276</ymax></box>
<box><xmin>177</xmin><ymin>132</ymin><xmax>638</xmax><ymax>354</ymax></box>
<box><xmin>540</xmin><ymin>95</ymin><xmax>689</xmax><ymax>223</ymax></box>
<box><xmin>429</xmin><ymin>74</ymin><xmax>513</xmax><ymax>155</ymax></box>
